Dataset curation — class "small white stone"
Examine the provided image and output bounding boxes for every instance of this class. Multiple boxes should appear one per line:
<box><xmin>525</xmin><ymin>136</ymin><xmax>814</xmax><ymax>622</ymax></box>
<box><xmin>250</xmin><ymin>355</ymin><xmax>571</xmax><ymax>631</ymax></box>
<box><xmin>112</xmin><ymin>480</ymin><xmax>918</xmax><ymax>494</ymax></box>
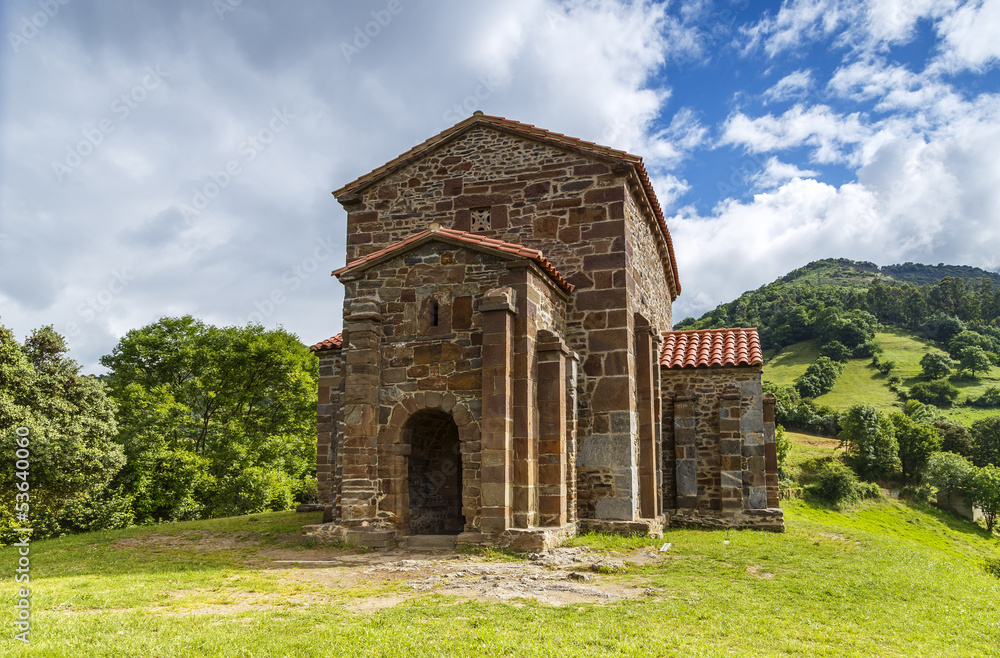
<box><xmin>659</xmin><ymin>542</ymin><xmax>671</xmax><ymax>552</ymax></box>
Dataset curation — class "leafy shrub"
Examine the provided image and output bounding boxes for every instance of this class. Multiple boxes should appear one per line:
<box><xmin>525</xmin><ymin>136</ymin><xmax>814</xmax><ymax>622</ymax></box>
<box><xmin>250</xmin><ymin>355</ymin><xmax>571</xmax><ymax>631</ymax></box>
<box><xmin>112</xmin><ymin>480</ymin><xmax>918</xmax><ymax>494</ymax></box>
<box><xmin>853</xmin><ymin>340</ymin><xmax>878</xmax><ymax>358</ymax></box>
<box><xmin>776</xmin><ymin>424</ymin><xmax>790</xmax><ymax>475</ymax></box>
<box><xmin>795</xmin><ymin>357</ymin><xmax>844</xmax><ymax>399</ymax></box>
<box><xmin>908</xmin><ymin>380</ymin><xmax>960</xmax><ymax>407</ymax></box>
<box><xmin>933</xmin><ymin>420</ymin><xmax>974</xmax><ymax>457</ymax></box>
<box><xmin>967</xmin><ymin>386</ymin><xmax>1000</xmax><ymax>409</ymax></box>
<box><xmin>808</xmin><ymin>462</ymin><xmax>862</xmax><ymax>507</ymax></box>
<box><xmin>923</xmin><ymin>451</ymin><xmax>974</xmax><ymax>506</ymax></box>
<box><xmin>891</xmin><ymin>412</ymin><xmax>942</xmax><ymax>481</ymax></box>
<box><xmin>820</xmin><ymin>340</ymin><xmax>852</xmax><ymax>362</ymax></box>
<box><xmin>876</xmin><ymin>360</ymin><xmax>896</xmax><ymax>375</ymax></box>
<box><xmin>920</xmin><ymin>352</ymin><xmax>954</xmax><ymax>379</ymax></box>
<box><xmin>984</xmin><ymin>558</ymin><xmax>1000</xmax><ymax>579</ymax></box>
<box><xmin>839</xmin><ymin>404</ymin><xmax>901</xmax><ymax>481</ymax></box>
<box><xmin>900</xmin><ymin>484</ymin><xmax>936</xmax><ymax>505</ymax></box>
<box><xmin>971</xmin><ymin>417</ymin><xmax>1000</xmax><ymax>468</ymax></box>
<box><xmin>856</xmin><ymin>481</ymin><xmax>883</xmax><ymax>501</ymax></box>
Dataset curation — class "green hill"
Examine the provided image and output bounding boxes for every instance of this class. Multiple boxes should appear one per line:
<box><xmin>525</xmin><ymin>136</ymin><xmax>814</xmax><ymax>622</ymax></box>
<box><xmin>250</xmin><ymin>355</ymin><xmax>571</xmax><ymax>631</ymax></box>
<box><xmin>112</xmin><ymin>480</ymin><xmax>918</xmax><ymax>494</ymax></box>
<box><xmin>764</xmin><ymin>329</ymin><xmax>1000</xmax><ymax>424</ymax></box>
<box><xmin>2</xmin><ymin>447</ymin><xmax>999</xmax><ymax>657</ymax></box>
<box><xmin>778</xmin><ymin>258</ymin><xmax>1000</xmax><ymax>289</ymax></box>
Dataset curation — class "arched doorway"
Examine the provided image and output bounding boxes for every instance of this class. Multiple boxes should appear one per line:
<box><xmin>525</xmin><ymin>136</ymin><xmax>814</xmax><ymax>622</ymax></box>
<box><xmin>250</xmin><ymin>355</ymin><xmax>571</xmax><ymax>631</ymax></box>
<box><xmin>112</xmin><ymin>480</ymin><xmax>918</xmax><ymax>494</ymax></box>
<box><xmin>404</xmin><ymin>409</ymin><xmax>464</xmax><ymax>534</ymax></box>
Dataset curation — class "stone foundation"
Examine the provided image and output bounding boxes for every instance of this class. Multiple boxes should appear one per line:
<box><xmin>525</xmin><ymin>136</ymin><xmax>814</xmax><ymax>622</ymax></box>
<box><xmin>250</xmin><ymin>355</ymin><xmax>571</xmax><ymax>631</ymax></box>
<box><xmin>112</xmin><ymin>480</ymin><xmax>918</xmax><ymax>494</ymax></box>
<box><xmin>577</xmin><ymin>517</ymin><xmax>664</xmax><ymax>539</ymax></box>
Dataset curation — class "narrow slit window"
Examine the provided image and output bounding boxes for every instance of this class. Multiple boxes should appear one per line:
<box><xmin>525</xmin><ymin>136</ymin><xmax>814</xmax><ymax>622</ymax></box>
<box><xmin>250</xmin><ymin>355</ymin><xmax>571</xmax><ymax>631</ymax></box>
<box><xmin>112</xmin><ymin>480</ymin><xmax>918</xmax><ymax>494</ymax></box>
<box><xmin>431</xmin><ymin>300</ymin><xmax>440</xmax><ymax>327</ymax></box>
<box><xmin>470</xmin><ymin>207</ymin><xmax>491</xmax><ymax>231</ymax></box>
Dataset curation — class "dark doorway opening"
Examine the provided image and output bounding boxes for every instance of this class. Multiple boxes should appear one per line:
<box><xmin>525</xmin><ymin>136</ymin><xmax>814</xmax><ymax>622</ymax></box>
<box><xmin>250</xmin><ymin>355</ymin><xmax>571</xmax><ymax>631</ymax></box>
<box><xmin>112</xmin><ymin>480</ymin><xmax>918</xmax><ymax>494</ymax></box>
<box><xmin>404</xmin><ymin>409</ymin><xmax>463</xmax><ymax>534</ymax></box>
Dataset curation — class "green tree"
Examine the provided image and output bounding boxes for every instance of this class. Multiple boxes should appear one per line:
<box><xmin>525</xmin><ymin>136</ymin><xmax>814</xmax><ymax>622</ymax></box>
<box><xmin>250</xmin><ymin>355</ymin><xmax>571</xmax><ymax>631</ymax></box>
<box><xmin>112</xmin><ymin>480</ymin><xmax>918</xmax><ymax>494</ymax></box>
<box><xmin>890</xmin><ymin>413</ymin><xmax>942</xmax><ymax>481</ymax></box>
<box><xmin>0</xmin><ymin>324</ymin><xmax>128</xmax><ymax>539</ymax></box>
<box><xmin>919</xmin><ymin>352</ymin><xmax>954</xmax><ymax>379</ymax></box>
<box><xmin>933</xmin><ymin>420</ymin><xmax>975</xmax><ymax>457</ymax></box>
<box><xmin>924</xmin><ymin>451</ymin><xmax>974</xmax><ymax>507</ymax></box>
<box><xmin>838</xmin><ymin>404</ymin><xmax>901</xmax><ymax>481</ymax></box>
<box><xmin>948</xmin><ymin>330</ymin><xmax>1000</xmax><ymax>359</ymax></box>
<box><xmin>795</xmin><ymin>356</ymin><xmax>843</xmax><ymax>399</ymax></box>
<box><xmin>966</xmin><ymin>465</ymin><xmax>1000</xmax><ymax>533</ymax></box>
<box><xmin>971</xmin><ymin>417</ymin><xmax>1000</xmax><ymax>468</ymax></box>
<box><xmin>908</xmin><ymin>380</ymin><xmax>960</xmax><ymax>407</ymax></box>
<box><xmin>958</xmin><ymin>346</ymin><xmax>992</xmax><ymax>378</ymax></box>
<box><xmin>101</xmin><ymin>316</ymin><xmax>318</xmax><ymax>523</ymax></box>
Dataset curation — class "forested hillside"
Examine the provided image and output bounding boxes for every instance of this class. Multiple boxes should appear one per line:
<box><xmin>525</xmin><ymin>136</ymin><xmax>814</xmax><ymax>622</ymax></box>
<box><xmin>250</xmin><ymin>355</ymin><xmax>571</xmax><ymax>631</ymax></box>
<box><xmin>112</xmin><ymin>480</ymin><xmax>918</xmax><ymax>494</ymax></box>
<box><xmin>677</xmin><ymin>258</ymin><xmax>1000</xmax><ymax>352</ymax></box>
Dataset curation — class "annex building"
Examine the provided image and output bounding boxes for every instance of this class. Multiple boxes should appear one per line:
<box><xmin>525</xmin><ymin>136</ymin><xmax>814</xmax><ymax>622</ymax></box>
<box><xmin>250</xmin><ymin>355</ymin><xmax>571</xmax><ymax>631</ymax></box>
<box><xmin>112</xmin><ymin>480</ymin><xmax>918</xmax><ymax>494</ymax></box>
<box><xmin>306</xmin><ymin>113</ymin><xmax>783</xmax><ymax>550</ymax></box>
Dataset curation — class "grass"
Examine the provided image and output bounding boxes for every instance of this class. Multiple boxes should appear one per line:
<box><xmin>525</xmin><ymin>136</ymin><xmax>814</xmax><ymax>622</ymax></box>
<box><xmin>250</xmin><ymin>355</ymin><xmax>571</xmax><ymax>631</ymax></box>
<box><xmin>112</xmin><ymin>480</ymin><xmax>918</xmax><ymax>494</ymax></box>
<box><xmin>3</xmin><ymin>455</ymin><xmax>1000</xmax><ymax>658</ymax></box>
<box><xmin>764</xmin><ymin>328</ymin><xmax>1000</xmax><ymax>425</ymax></box>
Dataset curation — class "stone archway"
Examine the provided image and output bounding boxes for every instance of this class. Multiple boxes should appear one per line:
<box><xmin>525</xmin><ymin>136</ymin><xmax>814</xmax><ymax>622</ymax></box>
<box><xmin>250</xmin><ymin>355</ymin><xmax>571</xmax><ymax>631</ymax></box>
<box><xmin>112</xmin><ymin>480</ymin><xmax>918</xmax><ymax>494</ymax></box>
<box><xmin>403</xmin><ymin>409</ymin><xmax>463</xmax><ymax>534</ymax></box>
<box><xmin>378</xmin><ymin>393</ymin><xmax>480</xmax><ymax>534</ymax></box>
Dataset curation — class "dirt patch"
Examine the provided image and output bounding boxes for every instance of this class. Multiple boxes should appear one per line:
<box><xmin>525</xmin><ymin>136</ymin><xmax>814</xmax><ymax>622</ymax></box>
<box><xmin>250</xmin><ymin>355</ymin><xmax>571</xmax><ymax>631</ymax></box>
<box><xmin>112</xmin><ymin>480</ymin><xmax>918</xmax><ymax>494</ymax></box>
<box><xmin>745</xmin><ymin>565</ymin><xmax>775</xmax><ymax>579</ymax></box>
<box><xmin>289</xmin><ymin>546</ymin><xmax>668</xmax><ymax>608</ymax></box>
<box><xmin>112</xmin><ymin>530</ymin><xmax>263</xmax><ymax>552</ymax></box>
<box><xmin>790</xmin><ymin>435</ymin><xmax>842</xmax><ymax>450</ymax></box>
<box><xmin>111</xmin><ymin>531</ymin><xmax>672</xmax><ymax>612</ymax></box>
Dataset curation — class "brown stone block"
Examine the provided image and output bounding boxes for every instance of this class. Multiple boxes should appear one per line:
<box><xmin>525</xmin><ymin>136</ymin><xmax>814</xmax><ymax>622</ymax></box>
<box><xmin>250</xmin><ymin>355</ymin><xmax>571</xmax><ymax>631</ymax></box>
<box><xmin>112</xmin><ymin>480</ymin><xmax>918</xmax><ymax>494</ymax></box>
<box><xmin>524</xmin><ymin>181</ymin><xmax>550</xmax><ymax>197</ymax></box>
<box><xmin>448</xmin><ymin>370</ymin><xmax>481</xmax><ymax>390</ymax></box>
<box><xmin>575</xmin><ymin>289</ymin><xmax>625</xmax><ymax>311</ymax></box>
<box><xmin>594</xmin><ymin>270</ymin><xmax>613</xmax><ymax>289</ymax></box>
<box><xmin>592</xmin><ymin>376</ymin><xmax>631</xmax><ymax>411</ymax></box>
<box><xmin>558</xmin><ymin>226</ymin><xmax>581</xmax><ymax>243</ymax></box>
<box><xmin>444</xmin><ymin>177</ymin><xmax>463</xmax><ymax>196</ymax></box>
<box><xmin>417</xmin><ymin>375</ymin><xmax>447</xmax><ymax>390</ymax></box>
<box><xmin>583</xmin><ymin>252</ymin><xmax>626</xmax><ymax>271</ymax></box>
<box><xmin>455</xmin><ymin>194</ymin><xmax>511</xmax><ymax>208</ymax></box>
<box><xmin>533</xmin><ymin>215</ymin><xmax>559</xmax><ymax>239</ymax></box>
<box><xmin>347</xmin><ymin>232</ymin><xmax>371</xmax><ymax>245</ymax></box>
<box><xmin>567</xmin><ymin>205</ymin><xmax>606</xmax><ymax>226</ymax></box>
<box><xmin>604</xmin><ymin>350</ymin><xmax>630</xmax><ymax>377</ymax></box>
<box><xmin>589</xmin><ymin>329</ymin><xmax>628</xmax><ymax>353</ymax></box>
<box><xmin>584</xmin><ymin>187</ymin><xmax>625</xmax><ymax>203</ymax></box>
<box><xmin>581</xmin><ymin>220</ymin><xmax>625</xmax><ymax>240</ymax></box>
<box><xmin>574</xmin><ymin>164</ymin><xmax>610</xmax><ymax>175</ymax></box>
<box><xmin>452</xmin><ymin>296</ymin><xmax>473</xmax><ymax>330</ymax></box>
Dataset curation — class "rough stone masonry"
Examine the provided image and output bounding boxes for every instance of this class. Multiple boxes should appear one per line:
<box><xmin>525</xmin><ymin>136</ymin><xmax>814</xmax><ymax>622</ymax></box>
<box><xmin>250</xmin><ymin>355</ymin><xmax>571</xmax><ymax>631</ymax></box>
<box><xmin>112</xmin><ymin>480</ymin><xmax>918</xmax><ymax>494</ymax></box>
<box><xmin>305</xmin><ymin>113</ymin><xmax>783</xmax><ymax>551</ymax></box>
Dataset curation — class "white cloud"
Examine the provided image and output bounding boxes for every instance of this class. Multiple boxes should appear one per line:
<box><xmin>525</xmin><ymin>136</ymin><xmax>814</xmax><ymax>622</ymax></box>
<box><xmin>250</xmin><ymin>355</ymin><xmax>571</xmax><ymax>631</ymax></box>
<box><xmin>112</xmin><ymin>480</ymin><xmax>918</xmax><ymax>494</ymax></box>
<box><xmin>763</xmin><ymin>69</ymin><xmax>814</xmax><ymax>102</ymax></box>
<box><xmin>749</xmin><ymin>157</ymin><xmax>819</xmax><ymax>189</ymax></box>
<box><xmin>934</xmin><ymin>0</ymin><xmax>1000</xmax><ymax>72</ymax></box>
<box><xmin>720</xmin><ymin>104</ymin><xmax>871</xmax><ymax>165</ymax></box>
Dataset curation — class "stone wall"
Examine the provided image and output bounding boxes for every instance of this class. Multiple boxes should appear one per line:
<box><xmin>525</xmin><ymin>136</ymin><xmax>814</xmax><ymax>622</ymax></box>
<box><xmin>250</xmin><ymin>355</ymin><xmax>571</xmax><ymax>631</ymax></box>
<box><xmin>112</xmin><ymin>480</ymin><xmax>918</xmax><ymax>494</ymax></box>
<box><xmin>336</xmin><ymin>238</ymin><xmax>571</xmax><ymax>535</ymax></box>
<box><xmin>660</xmin><ymin>365</ymin><xmax>784</xmax><ymax>531</ymax></box>
<box><xmin>316</xmin><ymin>348</ymin><xmax>343</xmax><ymax>506</ymax></box>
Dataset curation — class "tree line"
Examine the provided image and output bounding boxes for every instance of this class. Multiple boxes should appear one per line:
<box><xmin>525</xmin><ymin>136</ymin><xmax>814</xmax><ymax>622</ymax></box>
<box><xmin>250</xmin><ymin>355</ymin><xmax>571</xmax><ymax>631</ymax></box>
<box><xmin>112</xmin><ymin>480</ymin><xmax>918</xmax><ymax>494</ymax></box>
<box><xmin>0</xmin><ymin>316</ymin><xmax>318</xmax><ymax>541</ymax></box>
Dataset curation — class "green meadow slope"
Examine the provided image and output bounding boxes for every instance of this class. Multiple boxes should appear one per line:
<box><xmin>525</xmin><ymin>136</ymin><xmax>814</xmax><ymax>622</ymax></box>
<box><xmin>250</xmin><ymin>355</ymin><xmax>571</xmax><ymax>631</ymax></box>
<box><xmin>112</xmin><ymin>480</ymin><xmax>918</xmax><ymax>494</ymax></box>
<box><xmin>764</xmin><ymin>329</ymin><xmax>1000</xmax><ymax>424</ymax></box>
<box><xmin>2</xmin><ymin>435</ymin><xmax>998</xmax><ymax>657</ymax></box>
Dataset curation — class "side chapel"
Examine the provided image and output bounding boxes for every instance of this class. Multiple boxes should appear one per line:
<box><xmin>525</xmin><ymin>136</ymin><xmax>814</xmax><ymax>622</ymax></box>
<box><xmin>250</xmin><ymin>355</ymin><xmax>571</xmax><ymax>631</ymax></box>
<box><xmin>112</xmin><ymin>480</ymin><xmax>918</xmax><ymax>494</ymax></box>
<box><xmin>306</xmin><ymin>113</ymin><xmax>783</xmax><ymax>550</ymax></box>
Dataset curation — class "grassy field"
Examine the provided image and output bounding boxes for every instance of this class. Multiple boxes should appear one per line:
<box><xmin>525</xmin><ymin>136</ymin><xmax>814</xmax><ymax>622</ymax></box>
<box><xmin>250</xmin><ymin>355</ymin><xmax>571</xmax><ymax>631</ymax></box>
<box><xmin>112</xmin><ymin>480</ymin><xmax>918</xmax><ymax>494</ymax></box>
<box><xmin>2</xmin><ymin>436</ymin><xmax>998</xmax><ymax>657</ymax></box>
<box><xmin>764</xmin><ymin>329</ymin><xmax>1000</xmax><ymax>424</ymax></box>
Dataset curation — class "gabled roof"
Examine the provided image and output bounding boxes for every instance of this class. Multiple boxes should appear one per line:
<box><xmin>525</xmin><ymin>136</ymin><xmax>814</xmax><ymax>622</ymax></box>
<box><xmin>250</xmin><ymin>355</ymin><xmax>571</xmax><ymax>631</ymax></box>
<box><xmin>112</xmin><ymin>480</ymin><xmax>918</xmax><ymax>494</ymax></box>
<box><xmin>330</xmin><ymin>227</ymin><xmax>575</xmax><ymax>293</ymax></box>
<box><xmin>310</xmin><ymin>333</ymin><xmax>343</xmax><ymax>351</ymax></box>
<box><xmin>660</xmin><ymin>328</ymin><xmax>762</xmax><ymax>369</ymax></box>
<box><xmin>333</xmin><ymin>113</ymin><xmax>680</xmax><ymax>298</ymax></box>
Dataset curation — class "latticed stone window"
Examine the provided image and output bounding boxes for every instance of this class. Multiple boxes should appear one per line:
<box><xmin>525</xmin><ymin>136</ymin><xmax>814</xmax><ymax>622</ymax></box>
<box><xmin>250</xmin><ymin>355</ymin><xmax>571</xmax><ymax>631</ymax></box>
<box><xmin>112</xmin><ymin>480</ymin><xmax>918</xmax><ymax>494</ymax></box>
<box><xmin>470</xmin><ymin>207</ymin><xmax>491</xmax><ymax>231</ymax></box>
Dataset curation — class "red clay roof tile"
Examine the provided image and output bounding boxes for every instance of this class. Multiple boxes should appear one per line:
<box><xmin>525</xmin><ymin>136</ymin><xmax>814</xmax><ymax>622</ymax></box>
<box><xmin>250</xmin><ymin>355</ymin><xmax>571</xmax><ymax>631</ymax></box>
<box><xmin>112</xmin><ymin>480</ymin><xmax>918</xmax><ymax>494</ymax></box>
<box><xmin>332</xmin><ymin>113</ymin><xmax>680</xmax><ymax>299</ymax></box>
<box><xmin>310</xmin><ymin>333</ymin><xmax>343</xmax><ymax>351</ymax></box>
<box><xmin>331</xmin><ymin>227</ymin><xmax>575</xmax><ymax>293</ymax></box>
<box><xmin>660</xmin><ymin>328</ymin><xmax>763</xmax><ymax>369</ymax></box>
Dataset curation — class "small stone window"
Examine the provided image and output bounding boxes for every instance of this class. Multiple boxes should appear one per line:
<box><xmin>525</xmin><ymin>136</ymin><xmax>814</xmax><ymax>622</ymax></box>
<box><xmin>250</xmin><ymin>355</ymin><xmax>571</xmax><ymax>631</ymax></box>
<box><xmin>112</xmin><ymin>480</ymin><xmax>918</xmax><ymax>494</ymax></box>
<box><xmin>470</xmin><ymin>207</ymin><xmax>491</xmax><ymax>232</ymax></box>
<box><xmin>431</xmin><ymin>300</ymin><xmax>440</xmax><ymax>327</ymax></box>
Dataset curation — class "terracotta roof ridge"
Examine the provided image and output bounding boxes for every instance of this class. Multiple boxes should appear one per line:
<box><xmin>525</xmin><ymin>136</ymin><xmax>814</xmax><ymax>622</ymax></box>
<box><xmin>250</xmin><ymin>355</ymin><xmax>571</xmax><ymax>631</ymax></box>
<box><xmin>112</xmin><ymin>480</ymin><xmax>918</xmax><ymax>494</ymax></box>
<box><xmin>331</xmin><ymin>228</ymin><xmax>575</xmax><ymax>293</ymax></box>
<box><xmin>310</xmin><ymin>333</ymin><xmax>343</xmax><ymax>351</ymax></box>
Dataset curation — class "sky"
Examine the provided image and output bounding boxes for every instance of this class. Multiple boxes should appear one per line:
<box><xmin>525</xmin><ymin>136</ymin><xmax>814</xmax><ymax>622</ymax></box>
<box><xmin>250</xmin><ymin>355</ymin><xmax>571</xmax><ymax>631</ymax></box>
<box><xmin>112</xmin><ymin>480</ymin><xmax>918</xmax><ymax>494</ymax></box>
<box><xmin>2</xmin><ymin>0</ymin><xmax>999</xmax><ymax>372</ymax></box>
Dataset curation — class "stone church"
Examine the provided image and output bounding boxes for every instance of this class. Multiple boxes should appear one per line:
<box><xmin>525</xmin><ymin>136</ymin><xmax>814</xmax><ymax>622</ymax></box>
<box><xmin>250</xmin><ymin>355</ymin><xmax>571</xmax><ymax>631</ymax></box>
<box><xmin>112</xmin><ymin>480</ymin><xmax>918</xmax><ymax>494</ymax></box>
<box><xmin>307</xmin><ymin>113</ymin><xmax>783</xmax><ymax>550</ymax></box>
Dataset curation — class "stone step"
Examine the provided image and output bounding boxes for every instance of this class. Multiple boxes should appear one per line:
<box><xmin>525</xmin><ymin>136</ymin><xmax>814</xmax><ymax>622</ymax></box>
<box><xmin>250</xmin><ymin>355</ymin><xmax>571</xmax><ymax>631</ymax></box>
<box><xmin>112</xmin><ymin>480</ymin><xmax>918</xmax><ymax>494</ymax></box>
<box><xmin>402</xmin><ymin>534</ymin><xmax>457</xmax><ymax>549</ymax></box>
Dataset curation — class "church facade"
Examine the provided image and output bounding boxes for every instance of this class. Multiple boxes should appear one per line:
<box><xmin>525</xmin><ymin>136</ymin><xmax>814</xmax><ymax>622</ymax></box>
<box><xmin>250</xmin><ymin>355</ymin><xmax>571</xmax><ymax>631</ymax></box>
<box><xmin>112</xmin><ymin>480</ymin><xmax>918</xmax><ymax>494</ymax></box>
<box><xmin>307</xmin><ymin>113</ymin><xmax>783</xmax><ymax>550</ymax></box>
